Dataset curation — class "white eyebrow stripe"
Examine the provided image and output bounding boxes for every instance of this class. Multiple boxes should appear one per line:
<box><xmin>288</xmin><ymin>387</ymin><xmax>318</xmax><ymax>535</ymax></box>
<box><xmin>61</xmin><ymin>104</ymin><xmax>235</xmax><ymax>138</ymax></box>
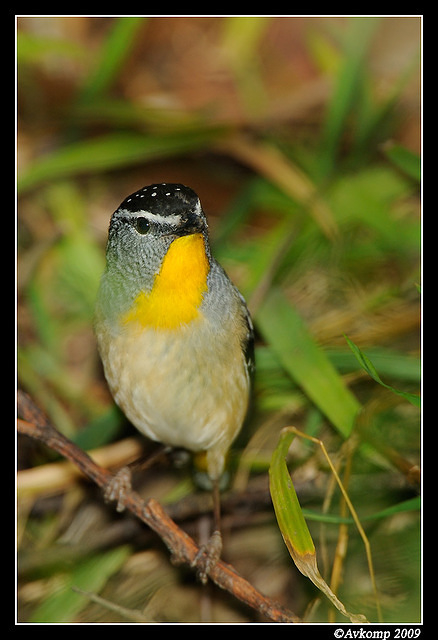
<box><xmin>194</xmin><ymin>199</ymin><xmax>202</xmax><ymax>216</ymax></box>
<box><xmin>118</xmin><ymin>208</ymin><xmax>182</xmax><ymax>226</ymax></box>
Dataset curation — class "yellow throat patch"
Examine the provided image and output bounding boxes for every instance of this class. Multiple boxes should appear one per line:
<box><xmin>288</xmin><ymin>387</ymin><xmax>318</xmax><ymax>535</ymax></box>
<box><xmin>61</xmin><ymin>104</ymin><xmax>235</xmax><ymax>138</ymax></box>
<box><xmin>121</xmin><ymin>233</ymin><xmax>209</xmax><ymax>330</ymax></box>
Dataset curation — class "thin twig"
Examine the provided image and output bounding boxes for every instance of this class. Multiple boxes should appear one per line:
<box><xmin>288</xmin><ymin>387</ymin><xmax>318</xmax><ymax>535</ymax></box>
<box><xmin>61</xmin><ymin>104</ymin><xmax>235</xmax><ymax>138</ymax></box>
<box><xmin>17</xmin><ymin>390</ymin><xmax>299</xmax><ymax>623</ymax></box>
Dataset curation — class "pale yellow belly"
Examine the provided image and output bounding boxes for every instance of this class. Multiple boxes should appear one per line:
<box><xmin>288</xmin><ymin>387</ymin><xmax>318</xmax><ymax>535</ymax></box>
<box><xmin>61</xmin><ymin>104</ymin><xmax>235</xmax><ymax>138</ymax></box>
<box><xmin>97</xmin><ymin>317</ymin><xmax>249</xmax><ymax>478</ymax></box>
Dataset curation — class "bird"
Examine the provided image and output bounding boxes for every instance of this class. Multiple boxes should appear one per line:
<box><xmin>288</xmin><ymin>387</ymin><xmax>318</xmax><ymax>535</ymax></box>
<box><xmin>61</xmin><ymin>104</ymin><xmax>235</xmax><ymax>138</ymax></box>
<box><xmin>94</xmin><ymin>182</ymin><xmax>254</xmax><ymax>580</ymax></box>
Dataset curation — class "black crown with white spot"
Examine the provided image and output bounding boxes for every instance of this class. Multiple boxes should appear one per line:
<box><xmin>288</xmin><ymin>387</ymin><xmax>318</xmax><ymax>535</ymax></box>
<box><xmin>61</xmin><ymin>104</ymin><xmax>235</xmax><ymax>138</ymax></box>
<box><xmin>120</xmin><ymin>183</ymin><xmax>201</xmax><ymax>218</ymax></box>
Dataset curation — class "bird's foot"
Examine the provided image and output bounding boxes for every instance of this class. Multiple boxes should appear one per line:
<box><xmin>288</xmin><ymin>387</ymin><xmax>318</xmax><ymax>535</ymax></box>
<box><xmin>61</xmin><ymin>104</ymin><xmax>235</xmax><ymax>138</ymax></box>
<box><xmin>103</xmin><ymin>466</ymin><xmax>132</xmax><ymax>512</ymax></box>
<box><xmin>191</xmin><ymin>529</ymin><xmax>223</xmax><ymax>584</ymax></box>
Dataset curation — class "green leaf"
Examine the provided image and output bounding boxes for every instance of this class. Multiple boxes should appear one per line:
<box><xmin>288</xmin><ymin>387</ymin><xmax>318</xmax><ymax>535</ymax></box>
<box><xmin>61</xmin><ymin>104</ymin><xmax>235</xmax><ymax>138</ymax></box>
<box><xmin>255</xmin><ymin>288</ymin><xmax>361</xmax><ymax>437</ymax></box>
<box><xmin>18</xmin><ymin>130</ymin><xmax>217</xmax><ymax>193</ymax></box>
<box><xmin>269</xmin><ymin>428</ymin><xmax>315</xmax><ymax>559</ymax></box>
<box><xmin>302</xmin><ymin>496</ymin><xmax>421</xmax><ymax>525</ymax></box>
<box><xmin>345</xmin><ymin>335</ymin><xmax>420</xmax><ymax>408</ymax></box>
<box><xmin>77</xmin><ymin>17</ymin><xmax>145</xmax><ymax>102</ymax></box>
<box><xmin>73</xmin><ymin>406</ymin><xmax>125</xmax><ymax>450</ymax></box>
<box><xmin>326</xmin><ymin>347</ymin><xmax>420</xmax><ymax>383</ymax></box>
<box><xmin>29</xmin><ymin>546</ymin><xmax>130</xmax><ymax>623</ymax></box>
<box><xmin>221</xmin><ymin>16</ymin><xmax>270</xmax><ymax>69</ymax></box>
<box><xmin>269</xmin><ymin>428</ymin><xmax>368</xmax><ymax>623</ymax></box>
<box><xmin>384</xmin><ymin>143</ymin><xmax>421</xmax><ymax>182</ymax></box>
<box><xmin>17</xmin><ymin>32</ymin><xmax>85</xmax><ymax>64</ymax></box>
<box><xmin>318</xmin><ymin>16</ymin><xmax>381</xmax><ymax>177</ymax></box>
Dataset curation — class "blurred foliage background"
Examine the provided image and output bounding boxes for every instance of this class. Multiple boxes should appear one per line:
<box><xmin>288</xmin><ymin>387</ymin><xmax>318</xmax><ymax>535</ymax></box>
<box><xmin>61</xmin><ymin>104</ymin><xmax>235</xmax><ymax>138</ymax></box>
<box><xmin>17</xmin><ymin>16</ymin><xmax>421</xmax><ymax>624</ymax></box>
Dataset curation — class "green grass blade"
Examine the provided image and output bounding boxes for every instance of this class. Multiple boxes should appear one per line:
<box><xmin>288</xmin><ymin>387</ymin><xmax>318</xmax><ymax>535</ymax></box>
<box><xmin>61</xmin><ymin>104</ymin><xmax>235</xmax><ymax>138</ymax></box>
<box><xmin>17</xmin><ymin>32</ymin><xmax>84</xmax><ymax>64</ymax></box>
<box><xmin>221</xmin><ymin>16</ymin><xmax>270</xmax><ymax>68</ymax></box>
<box><xmin>29</xmin><ymin>546</ymin><xmax>130</xmax><ymax>623</ymax></box>
<box><xmin>345</xmin><ymin>335</ymin><xmax>421</xmax><ymax>408</ymax></box>
<box><xmin>18</xmin><ymin>130</ymin><xmax>217</xmax><ymax>193</ymax></box>
<box><xmin>318</xmin><ymin>17</ymin><xmax>381</xmax><ymax>177</ymax></box>
<box><xmin>77</xmin><ymin>17</ymin><xmax>145</xmax><ymax>102</ymax></box>
<box><xmin>384</xmin><ymin>143</ymin><xmax>421</xmax><ymax>183</ymax></box>
<box><xmin>269</xmin><ymin>428</ymin><xmax>315</xmax><ymax>559</ymax></box>
<box><xmin>326</xmin><ymin>347</ymin><xmax>420</xmax><ymax>383</ymax></box>
<box><xmin>255</xmin><ymin>289</ymin><xmax>361</xmax><ymax>437</ymax></box>
<box><xmin>302</xmin><ymin>496</ymin><xmax>421</xmax><ymax>525</ymax></box>
<box><xmin>270</xmin><ymin>428</ymin><xmax>368</xmax><ymax>622</ymax></box>
<box><xmin>220</xmin><ymin>17</ymin><xmax>270</xmax><ymax>114</ymax></box>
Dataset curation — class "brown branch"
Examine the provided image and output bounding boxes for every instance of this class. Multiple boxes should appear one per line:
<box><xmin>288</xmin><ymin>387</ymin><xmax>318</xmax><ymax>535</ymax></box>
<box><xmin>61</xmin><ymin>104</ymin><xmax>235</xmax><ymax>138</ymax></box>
<box><xmin>17</xmin><ymin>390</ymin><xmax>299</xmax><ymax>623</ymax></box>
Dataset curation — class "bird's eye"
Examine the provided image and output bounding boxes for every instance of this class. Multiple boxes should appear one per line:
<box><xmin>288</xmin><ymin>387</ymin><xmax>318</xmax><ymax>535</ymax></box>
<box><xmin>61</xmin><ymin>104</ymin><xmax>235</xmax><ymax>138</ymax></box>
<box><xmin>134</xmin><ymin>217</ymin><xmax>150</xmax><ymax>234</ymax></box>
